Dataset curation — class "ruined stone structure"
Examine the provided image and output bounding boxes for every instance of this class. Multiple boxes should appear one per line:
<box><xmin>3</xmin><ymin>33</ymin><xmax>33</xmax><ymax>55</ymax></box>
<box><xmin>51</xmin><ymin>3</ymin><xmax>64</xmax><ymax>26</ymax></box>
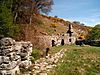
<box><xmin>0</xmin><ymin>38</ymin><xmax>32</xmax><ymax>75</ymax></box>
<box><xmin>66</xmin><ymin>24</ymin><xmax>76</xmax><ymax>45</ymax></box>
<box><xmin>32</xmin><ymin>24</ymin><xmax>77</xmax><ymax>51</ymax></box>
<box><xmin>51</xmin><ymin>24</ymin><xmax>77</xmax><ymax>46</ymax></box>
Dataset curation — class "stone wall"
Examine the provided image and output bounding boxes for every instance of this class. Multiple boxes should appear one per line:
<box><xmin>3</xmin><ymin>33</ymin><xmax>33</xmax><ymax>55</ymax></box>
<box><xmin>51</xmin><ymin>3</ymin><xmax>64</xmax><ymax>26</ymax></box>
<box><xmin>32</xmin><ymin>33</ymin><xmax>77</xmax><ymax>50</ymax></box>
<box><xmin>63</xmin><ymin>34</ymin><xmax>76</xmax><ymax>45</ymax></box>
<box><xmin>0</xmin><ymin>38</ymin><xmax>32</xmax><ymax>75</ymax></box>
<box><xmin>33</xmin><ymin>24</ymin><xmax>77</xmax><ymax>49</ymax></box>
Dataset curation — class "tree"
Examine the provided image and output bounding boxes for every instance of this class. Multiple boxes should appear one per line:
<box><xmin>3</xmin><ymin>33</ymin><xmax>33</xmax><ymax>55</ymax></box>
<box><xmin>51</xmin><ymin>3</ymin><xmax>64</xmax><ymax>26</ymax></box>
<box><xmin>32</xmin><ymin>0</ymin><xmax>54</xmax><ymax>14</ymax></box>
<box><xmin>80</xmin><ymin>23</ymin><xmax>85</xmax><ymax>26</ymax></box>
<box><xmin>0</xmin><ymin>0</ymin><xmax>19</xmax><ymax>38</ymax></box>
<box><xmin>12</xmin><ymin>0</ymin><xmax>54</xmax><ymax>24</ymax></box>
<box><xmin>0</xmin><ymin>0</ymin><xmax>54</xmax><ymax>38</ymax></box>
<box><xmin>54</xmin><ymin>16</ymin><xmax>58</xmax><ymax>18</ymax></box>
<box><xmin>11</xmin><ymin>0</ymin><xmax>33</xmax><ymax>24</ymax></box>
<box><xmin>88</xmin><ymin>24</ymin><xmax>100</xmax><ymax>40</ymax></box>
<box><xmin>73</xmin><ymin>21</ymin><xmax>80</xmax><ymax>25</ymax></box>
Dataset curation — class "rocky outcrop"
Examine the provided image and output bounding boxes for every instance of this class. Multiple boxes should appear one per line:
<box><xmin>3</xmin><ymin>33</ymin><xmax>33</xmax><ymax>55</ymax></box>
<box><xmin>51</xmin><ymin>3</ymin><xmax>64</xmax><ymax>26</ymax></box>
<box><xmin>0</xmin><ymin>38</ymin><xmax>32</xmax><ymax>75</ymax></box>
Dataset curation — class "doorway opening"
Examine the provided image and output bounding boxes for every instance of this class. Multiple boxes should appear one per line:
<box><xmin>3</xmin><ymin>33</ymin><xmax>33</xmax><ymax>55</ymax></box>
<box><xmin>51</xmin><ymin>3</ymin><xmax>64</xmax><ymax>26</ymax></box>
<box><xmin>52</xmin><ymin>40</ymin><xmax>55</xmax><ymax>47</ymax></box>
<box><xmin>61</xmin><ymin>39</ymin><xmax>64</xmax><ymax>45</ymax></box>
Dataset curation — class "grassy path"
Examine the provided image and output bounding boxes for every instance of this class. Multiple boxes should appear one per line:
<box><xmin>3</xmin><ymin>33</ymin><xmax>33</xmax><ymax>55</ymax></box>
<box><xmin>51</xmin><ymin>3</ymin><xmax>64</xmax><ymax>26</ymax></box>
<box><xmin>22</xmin><ymin>46</ymin><xmax>68</xmax><ymax>75</ymax></box>
<box><xmin>48</xmin><ymin>45</ymin><xmax>100</xmax><ymax>75</ymax></box>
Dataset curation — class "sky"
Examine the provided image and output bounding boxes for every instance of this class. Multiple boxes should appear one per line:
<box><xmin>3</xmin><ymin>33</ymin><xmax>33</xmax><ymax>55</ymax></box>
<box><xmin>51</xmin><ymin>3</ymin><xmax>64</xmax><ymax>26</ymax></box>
<box><xmin>49</xmin><ymin>0</ymin><xmax>100</xmax><ymax>27</ymax></box>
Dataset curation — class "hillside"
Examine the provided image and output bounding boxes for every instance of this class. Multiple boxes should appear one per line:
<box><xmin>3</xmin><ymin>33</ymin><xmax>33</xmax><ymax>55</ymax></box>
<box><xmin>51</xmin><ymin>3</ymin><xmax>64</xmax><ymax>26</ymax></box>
<box><xmin>19</xmin><ymin>14</ymin><xmax>92</xmax><ymax>38</ymax></box>
<box><xmin>18</xmin><ymin>14</ymin><xmax>92</xmax><ymax>49</ymax></box>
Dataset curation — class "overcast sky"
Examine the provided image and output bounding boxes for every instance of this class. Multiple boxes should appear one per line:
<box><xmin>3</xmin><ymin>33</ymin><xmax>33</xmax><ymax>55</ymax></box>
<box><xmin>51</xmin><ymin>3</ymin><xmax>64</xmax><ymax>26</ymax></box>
<box><xmin>49</xmin><ymin>0</ymin><xmax>100</xmax><ymax>27</ymax></box>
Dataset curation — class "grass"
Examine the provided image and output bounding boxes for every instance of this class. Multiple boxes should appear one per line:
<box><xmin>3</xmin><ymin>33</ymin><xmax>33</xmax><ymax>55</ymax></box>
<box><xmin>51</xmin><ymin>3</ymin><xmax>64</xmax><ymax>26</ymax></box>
<box><xmin>48</xmin><ymin>45</ymin><xmax>100</xmax><ymax>75</ymax></box>
<box><xmin>31</xmin><ymin>48</ymin><xmax>41</xmax><ymax>61</ymax></box>
<box><xmin>49</xmin><ymin>45</ymin><xmax>68</xmax><ymax>55</ymax></box>
<box><xmin>31</xmin><ymin>45</ymin><xmax>68</xmax><ymax>61</ymax></box>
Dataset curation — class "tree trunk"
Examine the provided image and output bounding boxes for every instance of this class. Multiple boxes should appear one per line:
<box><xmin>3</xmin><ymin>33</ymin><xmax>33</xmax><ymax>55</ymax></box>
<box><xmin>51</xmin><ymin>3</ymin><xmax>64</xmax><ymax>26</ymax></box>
<box><xmin>29</xmin><ymin>15</ymin><xmax>32</xmax><ymax>25</ymax></box>
<box><xmin>14</xmin><ymin>12</ymin><xmax>18</xmax><ymax>23</ymax></box>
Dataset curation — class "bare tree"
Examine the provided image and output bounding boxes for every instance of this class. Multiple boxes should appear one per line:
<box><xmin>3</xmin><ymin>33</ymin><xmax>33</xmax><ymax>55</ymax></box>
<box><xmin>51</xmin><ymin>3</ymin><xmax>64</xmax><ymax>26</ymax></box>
<box><xmin>12</xmin><ymin>0</ymin><xmax>54</xmax><ymax>24</ymax></box>
<box><xmin>32</xmin><ymin>0</ymin><xmax>53</xmax><ymax>14</ymax></box>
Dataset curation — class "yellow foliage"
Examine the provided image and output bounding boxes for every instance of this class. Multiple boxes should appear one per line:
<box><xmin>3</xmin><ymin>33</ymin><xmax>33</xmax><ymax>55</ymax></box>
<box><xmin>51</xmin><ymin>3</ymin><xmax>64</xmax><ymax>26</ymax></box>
<box><xmin>51</xmin><ymin>23</ymin><xmax>58</xmax><ymax>28</ymax></box>
<box><xmin>79</xmin><ymin>34</ymin><xmax>85</xmax><ymax>39</ymax></box>
<box><xmin>80</xmin><ymin>35</ymin><xmax>85</xmax><ymax>39</ymax></box>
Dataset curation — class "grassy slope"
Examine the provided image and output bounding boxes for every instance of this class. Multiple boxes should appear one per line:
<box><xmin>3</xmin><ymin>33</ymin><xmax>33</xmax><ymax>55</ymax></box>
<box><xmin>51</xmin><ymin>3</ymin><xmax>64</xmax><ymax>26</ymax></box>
<box><xmin>20</xmin><ymin>14</ymin><xmax>91</xmax><ymax>38</ymax></box>
<box><xmin>19</xmin><ymin>14</ymin><xmax>92</xmax><ymax>48</ymax></box>
<box><xmin>48</xmin><ymin>46</ymin><xmax>100</xmax><ymax>75</ymax></box>
<box><xmin>31</xmin><ymin>46</ymin><xmax>67</xmax><ymax>60</ymax></box>
<box><xmin>41</xmin><ymin>15</ymin><xmax>91</xmax><ymax>35</ymax></box>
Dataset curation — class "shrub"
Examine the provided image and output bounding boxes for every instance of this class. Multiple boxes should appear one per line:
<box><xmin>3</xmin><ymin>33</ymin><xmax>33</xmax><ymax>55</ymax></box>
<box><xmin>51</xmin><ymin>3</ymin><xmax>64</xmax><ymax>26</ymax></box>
<box><xmin>31</xmin><ymin>49</ymin><xmax>41</xmax><ymax>60</ymax></box>
<box><xmin>51</xmin><ymin>23</ymin><xmax>58</xmax><ymax>28</ymax></box>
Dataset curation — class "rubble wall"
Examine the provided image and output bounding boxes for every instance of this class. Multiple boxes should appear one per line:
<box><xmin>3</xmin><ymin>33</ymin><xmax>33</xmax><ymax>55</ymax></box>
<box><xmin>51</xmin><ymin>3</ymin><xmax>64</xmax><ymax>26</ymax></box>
<box><xmin>0</xmin><ymin>38</ymin><xmax>32</xmax><ymax>75</ymax></box>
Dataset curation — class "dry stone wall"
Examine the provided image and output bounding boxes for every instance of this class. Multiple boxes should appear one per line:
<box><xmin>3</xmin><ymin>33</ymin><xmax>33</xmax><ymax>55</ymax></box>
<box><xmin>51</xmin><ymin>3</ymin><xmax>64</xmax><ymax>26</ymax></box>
<box><xmin>0</xmin><ymin>38</ymin><xmax>32</xmax><ymax>75</ymax></box>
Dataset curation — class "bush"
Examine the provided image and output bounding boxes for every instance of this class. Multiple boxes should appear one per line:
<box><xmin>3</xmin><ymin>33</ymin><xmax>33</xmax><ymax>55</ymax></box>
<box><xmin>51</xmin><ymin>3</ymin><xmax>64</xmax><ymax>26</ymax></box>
<box><xmin>51</xmin><ymin>23</ymin><xmax>58</xmax><ymax>28</ymax></box>
<box><xmin>31</xmin><ymin>49</ymin><xmax>41</xmax><ymax>60</ymax></box>
<box><xmin>88</xmin><ymin>25</ymin><xmax>100</xmax><ymax>40</ymax></box>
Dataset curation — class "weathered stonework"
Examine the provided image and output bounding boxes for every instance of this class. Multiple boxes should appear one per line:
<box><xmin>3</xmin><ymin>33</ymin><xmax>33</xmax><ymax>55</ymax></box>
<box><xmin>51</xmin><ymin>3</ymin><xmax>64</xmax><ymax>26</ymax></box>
<box><xmin>0</xmin><ymin>38</ymin><xmax>32</xmax><ymax>75</ymax></box>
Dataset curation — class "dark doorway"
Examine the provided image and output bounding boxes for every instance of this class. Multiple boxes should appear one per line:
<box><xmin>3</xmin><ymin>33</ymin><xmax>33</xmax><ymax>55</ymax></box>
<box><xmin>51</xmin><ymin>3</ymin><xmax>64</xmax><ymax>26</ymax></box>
<box><xmin>61</xmin><ymin>39</ymin><xmax>64</xmax><ymax>45</ymax></box>
<box><xmin>52</xmin><ymin>40</ymin><xmax>55</xmax><ymax>47</ymax></box>
<box><xmin>69</xmin><ymin>38</ymin><xmax>71</xmax><ymax>42</ymax></box>
<box><xmin>45</xmin><ymin>48</ymin><xmax>50</xmax><ymax>56</ymax></box>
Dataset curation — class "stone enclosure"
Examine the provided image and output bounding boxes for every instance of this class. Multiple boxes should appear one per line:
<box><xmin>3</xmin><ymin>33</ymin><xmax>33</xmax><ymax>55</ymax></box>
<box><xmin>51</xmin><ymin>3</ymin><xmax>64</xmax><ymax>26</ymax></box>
<box><xmin>0</xmin><ymin>38</ymin><xmax>32</xmax><ymax>75</ymax></box>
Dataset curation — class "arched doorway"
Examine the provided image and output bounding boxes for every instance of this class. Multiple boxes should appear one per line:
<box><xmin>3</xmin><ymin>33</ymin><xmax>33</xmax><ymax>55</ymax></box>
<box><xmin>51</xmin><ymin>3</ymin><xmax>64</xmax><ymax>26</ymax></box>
<box><xmin>52</xmin><ymin>40</ymin><xmax>55</xmax><ymax>47</ymax></box>
<box><xmin>69</xmin><ymin>38</ymin><xmax>71</xmax><ymax>42</ymax></box>
<box><xmin>61</xmin><ymin>39</ymin><xmax>64</xmax><ymax>45</ymax></box>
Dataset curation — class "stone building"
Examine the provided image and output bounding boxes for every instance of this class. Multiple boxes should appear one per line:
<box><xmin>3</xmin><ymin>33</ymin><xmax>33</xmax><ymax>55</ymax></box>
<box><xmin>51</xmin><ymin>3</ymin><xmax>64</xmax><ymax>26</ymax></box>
<box><xmin>32</xmin><ymin>24</ymin><xmax>77</xmax><ymax>50</ymax></box>
<box><xmin>65</xmin><ymin>24</ymin><xmax>77</xmax><ymax>45</ymax></box>
<box><xmin>51</xmin><ymin>24</ymin><xmax>77</xmax><ymax>46</ymax></box>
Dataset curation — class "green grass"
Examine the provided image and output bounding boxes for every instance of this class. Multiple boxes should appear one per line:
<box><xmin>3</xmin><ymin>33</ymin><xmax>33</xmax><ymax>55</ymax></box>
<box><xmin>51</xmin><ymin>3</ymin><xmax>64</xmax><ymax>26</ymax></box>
<box><xmin>31</xmin><ymin>45</ymin><xmax>68</xmax><ymax>61</ymax></box>
<box><xmin>48</xmin><ymin>45</ymin><xmax>100</xmax><ymax>75</ymax></box>
<box><xmin>31</xmin><ymin>49</ymin><xmax>41</xmax><ymax>61</ymax></box>
<box><xmin>49</xmin><ymin>45</ymin><xmax>68</xmax><ymax>55</ymax></box>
